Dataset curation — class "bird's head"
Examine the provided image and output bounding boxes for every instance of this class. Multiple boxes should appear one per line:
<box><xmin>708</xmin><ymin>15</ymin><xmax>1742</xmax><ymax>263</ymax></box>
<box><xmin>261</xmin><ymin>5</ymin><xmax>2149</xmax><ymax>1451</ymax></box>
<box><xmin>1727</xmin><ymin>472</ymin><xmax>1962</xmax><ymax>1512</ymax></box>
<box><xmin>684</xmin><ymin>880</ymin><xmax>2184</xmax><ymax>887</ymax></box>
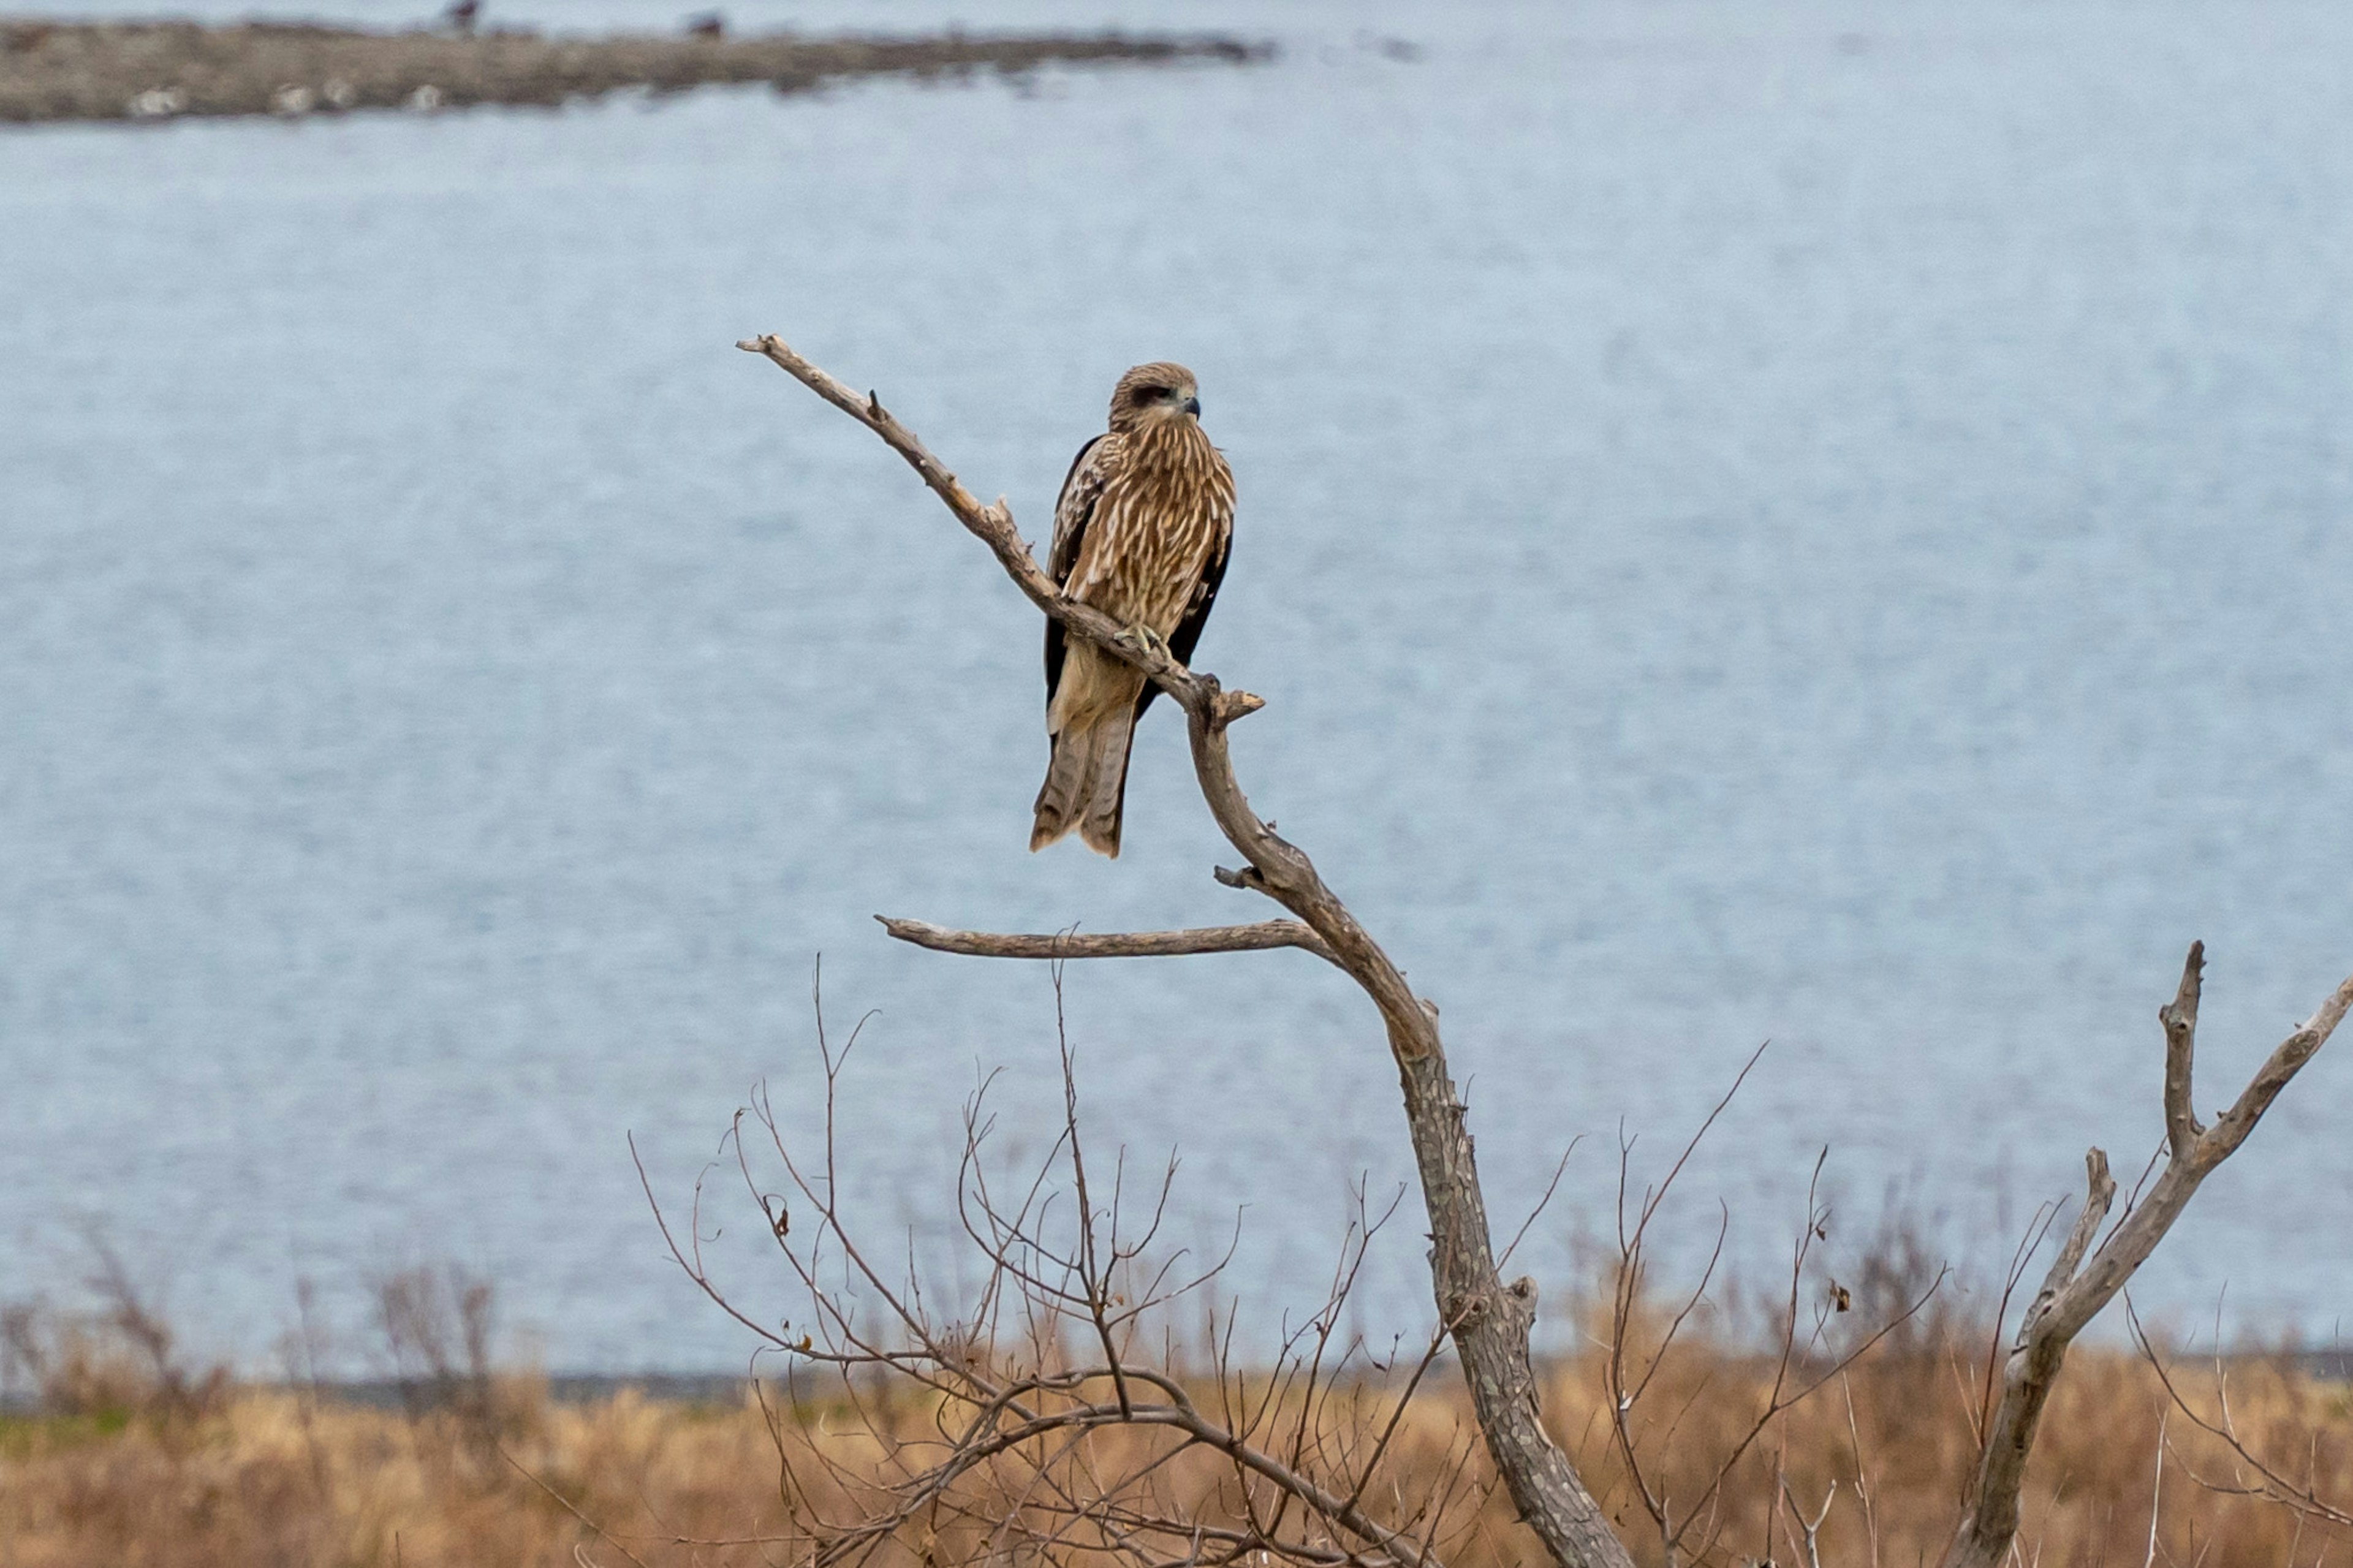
<box><xmin>1108</xmin><ymin>362</ymin><xmax>1203</xmax><ymax>433</ymax></box>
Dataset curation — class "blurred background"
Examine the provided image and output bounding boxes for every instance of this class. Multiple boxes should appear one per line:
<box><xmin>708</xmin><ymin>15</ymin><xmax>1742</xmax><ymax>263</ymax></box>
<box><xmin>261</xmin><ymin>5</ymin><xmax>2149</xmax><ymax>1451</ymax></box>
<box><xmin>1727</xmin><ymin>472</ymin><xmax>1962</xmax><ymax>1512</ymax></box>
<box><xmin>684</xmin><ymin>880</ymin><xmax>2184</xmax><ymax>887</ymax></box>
<box><xmin>3</xmin><ymin>0</ymin><xmax>2350</xmax><ymax>1376</ymax></box>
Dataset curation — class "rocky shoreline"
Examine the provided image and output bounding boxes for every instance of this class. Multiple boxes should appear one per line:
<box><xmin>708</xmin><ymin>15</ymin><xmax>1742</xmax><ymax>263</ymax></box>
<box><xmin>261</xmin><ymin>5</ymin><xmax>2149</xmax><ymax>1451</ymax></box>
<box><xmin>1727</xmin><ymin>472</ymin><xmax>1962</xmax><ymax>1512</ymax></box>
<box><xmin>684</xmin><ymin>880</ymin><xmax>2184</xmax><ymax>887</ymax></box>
<box><xmin>0</xmin><ymin>18</ymin><xmax>1267</xmax><ymax>124</ymax></box>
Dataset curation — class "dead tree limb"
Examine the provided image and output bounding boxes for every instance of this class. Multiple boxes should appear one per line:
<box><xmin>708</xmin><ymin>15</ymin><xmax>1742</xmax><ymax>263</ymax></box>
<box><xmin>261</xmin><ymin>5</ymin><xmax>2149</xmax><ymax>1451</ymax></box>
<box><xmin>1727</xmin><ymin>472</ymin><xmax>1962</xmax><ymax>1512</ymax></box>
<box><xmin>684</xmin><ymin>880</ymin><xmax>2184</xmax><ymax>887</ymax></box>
<box><xmin>879</xmin><ymin>915</ymin><xmax>1342</xmax><ymax>966</ymax></box>
<box><xmin>1942</xmin><ymin>942</ymin><xmax>2353</xmax><ymax>1568</ymax></box>
<box><xmin>741</xmin><ymin>333</ymin><xmax>1639</xmax><ymax>1568</ymax></box>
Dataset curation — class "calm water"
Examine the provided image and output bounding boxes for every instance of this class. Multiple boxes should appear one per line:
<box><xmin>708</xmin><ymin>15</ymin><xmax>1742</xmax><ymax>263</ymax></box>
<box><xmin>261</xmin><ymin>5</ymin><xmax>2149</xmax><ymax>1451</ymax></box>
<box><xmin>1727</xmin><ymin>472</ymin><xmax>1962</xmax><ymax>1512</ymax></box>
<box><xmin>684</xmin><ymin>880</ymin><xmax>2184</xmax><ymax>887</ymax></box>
<box><xmin>4</xmin><ymin>0</ymin><xmax>2352</xmax><ymax>1373</ymax></box>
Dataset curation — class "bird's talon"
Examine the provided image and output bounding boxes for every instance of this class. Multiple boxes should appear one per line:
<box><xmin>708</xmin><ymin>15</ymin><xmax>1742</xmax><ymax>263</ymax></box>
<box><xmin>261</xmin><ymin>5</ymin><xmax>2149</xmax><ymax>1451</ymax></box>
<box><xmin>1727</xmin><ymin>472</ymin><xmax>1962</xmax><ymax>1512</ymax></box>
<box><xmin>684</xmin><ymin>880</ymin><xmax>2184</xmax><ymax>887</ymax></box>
<box><xmin>1116</xmin><ymin>624</ymin><xmax>1169</xmax><ymax>661</ymax></box>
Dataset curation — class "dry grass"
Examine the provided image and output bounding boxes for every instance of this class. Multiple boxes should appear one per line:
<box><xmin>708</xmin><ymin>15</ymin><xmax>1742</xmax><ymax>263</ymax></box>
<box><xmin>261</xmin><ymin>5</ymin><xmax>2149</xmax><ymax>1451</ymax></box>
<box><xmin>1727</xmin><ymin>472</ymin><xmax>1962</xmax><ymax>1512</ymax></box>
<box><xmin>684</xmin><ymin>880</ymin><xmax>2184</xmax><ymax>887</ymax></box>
<box><xmin>1561</xmin><ymin>1316</ymin><xmax>2353</xmax><ymax>1567</ymax></box>
<box><xmin>4</xmin><ymin>1216</ymin><xmax>2344</xmax><ymax>1566</ymax></box>
<box><xmin>4</xmin><ymin>1320</ymin><xmax>2348</xmax><ymax>1568</ymax></box>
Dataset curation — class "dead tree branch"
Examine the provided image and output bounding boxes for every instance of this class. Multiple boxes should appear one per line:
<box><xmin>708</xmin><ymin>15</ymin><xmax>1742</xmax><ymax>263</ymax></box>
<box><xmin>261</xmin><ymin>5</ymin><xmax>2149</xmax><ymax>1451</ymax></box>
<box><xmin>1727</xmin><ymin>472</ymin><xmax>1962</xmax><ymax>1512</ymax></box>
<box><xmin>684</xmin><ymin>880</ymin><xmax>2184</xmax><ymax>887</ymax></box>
<box><xmin>1942</xmin><ymin>942</ymin><xmax>2353</xmax><ymax>1568</ymax></box>
<box><xmin>879</xmin><ymin>916</ymin><xmax>1342</xmax><ymax>967</ymax></box>
<box><xmin>740</xmin><ymin>333</ymin><xmax>1637</xmax><ymax>1568</ymax></box>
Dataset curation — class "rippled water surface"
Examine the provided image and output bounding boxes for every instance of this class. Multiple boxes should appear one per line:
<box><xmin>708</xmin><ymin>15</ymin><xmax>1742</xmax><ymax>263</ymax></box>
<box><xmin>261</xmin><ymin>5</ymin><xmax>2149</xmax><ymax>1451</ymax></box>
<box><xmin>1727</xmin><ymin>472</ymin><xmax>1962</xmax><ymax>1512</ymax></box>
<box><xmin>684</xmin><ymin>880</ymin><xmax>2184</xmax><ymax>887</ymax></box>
<box><xmin>5</xmin><ymin>0</ymin><xmax>2352</xmax><ymax>1370</ymax></box>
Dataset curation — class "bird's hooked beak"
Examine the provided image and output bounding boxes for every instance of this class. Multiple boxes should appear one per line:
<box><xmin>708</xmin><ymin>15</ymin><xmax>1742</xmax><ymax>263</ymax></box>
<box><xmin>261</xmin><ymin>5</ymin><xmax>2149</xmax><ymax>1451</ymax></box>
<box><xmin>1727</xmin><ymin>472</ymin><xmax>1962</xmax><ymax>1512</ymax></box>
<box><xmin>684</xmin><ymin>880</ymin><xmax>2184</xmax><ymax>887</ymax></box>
<box><xmin>1181</xmin><ymin>393</ymin><xmax>1202</xmax><ymax>418</ymax></box>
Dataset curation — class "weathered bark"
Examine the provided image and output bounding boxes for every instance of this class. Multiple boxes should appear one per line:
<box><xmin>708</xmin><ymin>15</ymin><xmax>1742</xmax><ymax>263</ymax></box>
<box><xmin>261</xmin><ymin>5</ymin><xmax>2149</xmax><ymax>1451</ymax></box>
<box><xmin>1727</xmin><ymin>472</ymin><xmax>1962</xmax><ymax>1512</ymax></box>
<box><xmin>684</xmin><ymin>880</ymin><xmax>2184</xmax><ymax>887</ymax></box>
<box><xmin>877</xmin><ymin>915</ymin><xmax>1339</xmax><ymax>964</ymax></box>
<box><xmin>1942</xmin><ymin>942</ymin><xmax>2353</xmax><ymax>1568</ymax></box>
<box><xmin>1180</xmin><ymin>705</ymin><xmax>1639</xmax><ymax>1568</ymax></box>
<box><xmin>741</xmin><ymin>335</ymin><xmax>1640</xmax><ymax>1568</ymax></box>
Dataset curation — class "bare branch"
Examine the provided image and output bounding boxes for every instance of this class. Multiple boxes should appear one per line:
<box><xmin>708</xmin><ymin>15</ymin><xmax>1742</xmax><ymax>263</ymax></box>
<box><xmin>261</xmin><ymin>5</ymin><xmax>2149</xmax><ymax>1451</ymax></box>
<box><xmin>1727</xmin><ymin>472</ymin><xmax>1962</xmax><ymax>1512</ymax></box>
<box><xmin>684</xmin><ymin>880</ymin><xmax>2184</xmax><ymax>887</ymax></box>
<box><xmin>2160</xmin><ymin>942</ymin><xmax>2205</xmax><ymax>1162</ymax></box>
<box><xmin>2018</xmin><ymin>1151</ymin><xmax>2116</xmax><ymax>1347</ymax></box>
<box><xmin>1838</xmin><ymin>1373</ymin><xmax>1884</xmax><ymax>1568</ymax></box>
<box><xmin>2199</xmin><ymin>969</ymin><xmax>2353</xmax><ymax>1168</ymax></box>
<box><xmin>501</xmin><ymin>1447</ymin><xmax>653</xmax><ymax>1568</ymax></box>
<box><xmin>879</xmin><ymin>916</ymin><xmax>1341</xmax><ymax>967</ymax></box>
<box><xmin>2129</xmin><ymin>1303</ymin><xmax>2353</xmax><ymax>1532</ymax></box>
<box><xmin>1053</xmin><ymin>968</ymin><xmax>1134</xmax><ymax>1419</ymax></box>
<box><xmin>1942</xmin><ymin>947</ymin><xmax>2353</xmax><ymax>1568</ymax></box>
<box><xmin>1777</xmin><ymin>1474</ymin><xmax>1834</xmax><ymax>1568</ymax></box>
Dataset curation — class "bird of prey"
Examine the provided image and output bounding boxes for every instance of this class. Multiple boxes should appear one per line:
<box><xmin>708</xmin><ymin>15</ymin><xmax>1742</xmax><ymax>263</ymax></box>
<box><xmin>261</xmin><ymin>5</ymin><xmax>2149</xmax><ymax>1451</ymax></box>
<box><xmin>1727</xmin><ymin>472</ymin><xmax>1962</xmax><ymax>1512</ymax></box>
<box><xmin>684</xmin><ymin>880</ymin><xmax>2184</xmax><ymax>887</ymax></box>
<box><xmin>1030</xmin><ymin>362</ymin><xmax>1235</xmax><ymax>857</ymax></box>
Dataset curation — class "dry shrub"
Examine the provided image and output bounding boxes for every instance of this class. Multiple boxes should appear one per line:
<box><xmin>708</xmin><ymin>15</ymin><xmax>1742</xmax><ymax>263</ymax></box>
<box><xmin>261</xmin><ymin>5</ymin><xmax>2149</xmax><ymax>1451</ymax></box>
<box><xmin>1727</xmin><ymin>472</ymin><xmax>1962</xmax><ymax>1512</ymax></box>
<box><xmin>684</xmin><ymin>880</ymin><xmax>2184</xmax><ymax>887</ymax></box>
<box><xmin>0</xmin><ymin>1241</ymin><xmax>228</xmax><ymax>1428</ymax></box>
<box><xmin>367</xmin><ymin>1262</ymin><xmax>544</xmax><ymax>1480</ymax></box>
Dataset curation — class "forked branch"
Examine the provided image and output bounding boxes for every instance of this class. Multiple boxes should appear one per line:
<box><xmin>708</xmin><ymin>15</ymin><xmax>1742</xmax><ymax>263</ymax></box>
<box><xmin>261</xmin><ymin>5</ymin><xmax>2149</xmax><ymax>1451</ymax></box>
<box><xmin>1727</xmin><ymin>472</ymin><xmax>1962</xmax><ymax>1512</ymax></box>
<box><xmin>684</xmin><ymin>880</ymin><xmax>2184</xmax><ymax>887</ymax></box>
<box><xmin>742</xmin><ymin>334</ymin><xmax>1639</xmax><ymax>1568</ymax></box>
<box><xmin>1942</xmin><ymin>943</ymin><xmax>2353</xmax><ymax>1568</ymax></box>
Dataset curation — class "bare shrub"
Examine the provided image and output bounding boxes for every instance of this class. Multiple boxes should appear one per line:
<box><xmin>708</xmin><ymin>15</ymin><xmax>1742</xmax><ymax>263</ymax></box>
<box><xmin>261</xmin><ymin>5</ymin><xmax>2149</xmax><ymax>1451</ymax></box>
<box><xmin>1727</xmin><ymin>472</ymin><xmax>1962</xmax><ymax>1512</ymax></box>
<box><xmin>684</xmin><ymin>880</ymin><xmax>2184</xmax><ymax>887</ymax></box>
<box><xmin>369</xmin><ymin>1260</ymin><xmax>543</xmax><ymax>1475</ymax></box>
<box><xmin>1596</xmin><ymin>1051</ymin><xmax>1942</xmax><ymax>1567</ymax></box>
<box><xmin>0</xmin><ymin>1235</ymin><xmax>226</xmax><ymax>1425</ymax></box>
<box><xmin>637</xmin><ymin>974</ymin><xmax>1506</xmax><ymax>1568</ymax></box>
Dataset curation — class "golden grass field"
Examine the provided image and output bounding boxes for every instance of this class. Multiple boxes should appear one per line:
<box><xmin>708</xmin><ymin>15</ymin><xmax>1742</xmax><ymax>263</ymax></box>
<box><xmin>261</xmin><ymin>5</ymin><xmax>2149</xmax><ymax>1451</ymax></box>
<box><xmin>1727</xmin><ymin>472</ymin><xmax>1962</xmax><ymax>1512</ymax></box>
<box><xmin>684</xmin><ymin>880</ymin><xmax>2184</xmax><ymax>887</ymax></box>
<box><xmin>5</xmin><ymin>1316</ymin><xmax>2349</xmax><ymax>1568</ymax></box>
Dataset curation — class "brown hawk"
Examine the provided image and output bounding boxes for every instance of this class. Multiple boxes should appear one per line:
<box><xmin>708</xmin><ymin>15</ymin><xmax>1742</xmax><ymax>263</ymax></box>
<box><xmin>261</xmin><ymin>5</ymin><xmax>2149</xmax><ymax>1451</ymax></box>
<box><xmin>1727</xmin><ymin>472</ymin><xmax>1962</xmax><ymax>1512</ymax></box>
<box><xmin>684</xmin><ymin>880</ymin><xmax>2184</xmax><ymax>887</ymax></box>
<box><xmin>1029</xmin><ymin>362</ymin><xmax>1236</xmax><ymax>857</ymax></box>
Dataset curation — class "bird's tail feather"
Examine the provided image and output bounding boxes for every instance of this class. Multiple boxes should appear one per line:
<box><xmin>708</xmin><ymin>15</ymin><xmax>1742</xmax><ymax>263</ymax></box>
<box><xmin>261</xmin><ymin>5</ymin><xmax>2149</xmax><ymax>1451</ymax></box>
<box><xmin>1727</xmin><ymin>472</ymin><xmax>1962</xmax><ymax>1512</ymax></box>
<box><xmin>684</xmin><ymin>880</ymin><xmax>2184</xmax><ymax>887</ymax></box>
<box><xmin>1030</xmin><ymin>711</ymin><xmax>1135</xmax><ymax>857</ymax></box>
<box><xmin>1029</xmin><ymin>733</ymin><xmax>1086</xmax><ymax>852</ymax></box>
<box><xmin>1077</xmin><ymin>712</ymin><xmax>1134</xmax><ymax>857</ymax></box>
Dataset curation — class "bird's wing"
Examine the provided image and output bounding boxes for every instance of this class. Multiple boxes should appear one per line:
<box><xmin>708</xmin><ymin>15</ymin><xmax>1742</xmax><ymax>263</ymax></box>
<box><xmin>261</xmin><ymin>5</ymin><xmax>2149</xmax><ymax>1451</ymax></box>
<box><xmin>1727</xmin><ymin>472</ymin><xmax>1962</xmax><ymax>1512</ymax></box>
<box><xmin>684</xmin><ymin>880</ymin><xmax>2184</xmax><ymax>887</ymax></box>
<box><xmin>1133</xmin><ymin>501</ymin><xmax>1232</xmax><ymax>724</ymax></box>
<box><xmin>1045</xmin><ymin>433</ymin><xmax>1116</xmax><ymax>703</ymax></box>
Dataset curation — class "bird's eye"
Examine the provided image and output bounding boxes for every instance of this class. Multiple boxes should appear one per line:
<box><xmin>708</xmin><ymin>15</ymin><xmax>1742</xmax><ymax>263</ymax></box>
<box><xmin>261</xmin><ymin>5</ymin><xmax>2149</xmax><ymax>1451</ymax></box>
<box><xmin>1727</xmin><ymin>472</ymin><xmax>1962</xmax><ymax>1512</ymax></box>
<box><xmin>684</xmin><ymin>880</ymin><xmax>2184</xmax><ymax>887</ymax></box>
<box><xmin>1134</xmin><ymin>385</ymin><xmax>1170</xmax><ymax>402</ymax></box>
